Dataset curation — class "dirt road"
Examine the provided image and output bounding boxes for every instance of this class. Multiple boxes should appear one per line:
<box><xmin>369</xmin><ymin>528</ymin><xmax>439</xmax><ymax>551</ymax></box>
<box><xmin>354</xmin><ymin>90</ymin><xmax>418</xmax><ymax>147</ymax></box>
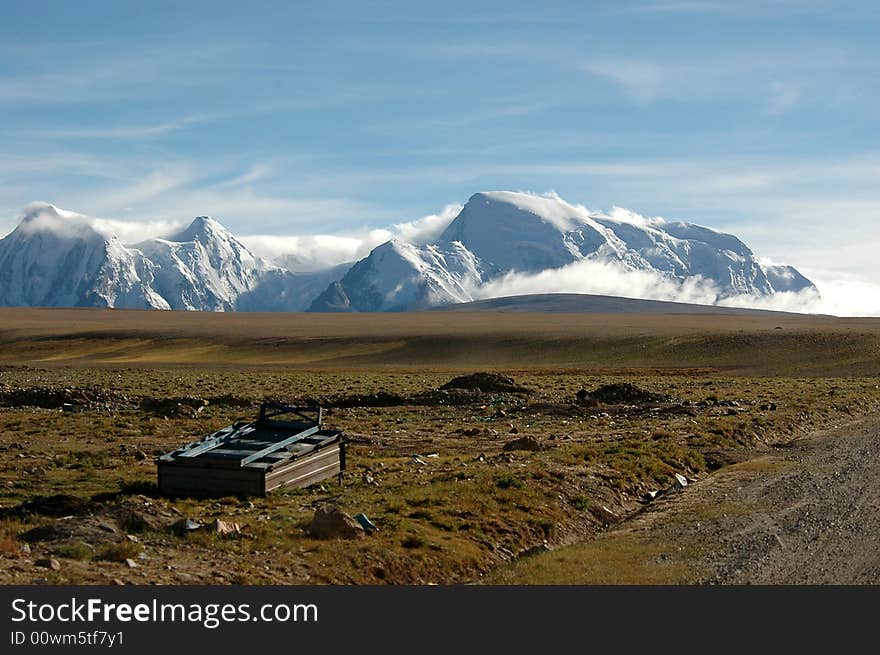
<box><xmin>491</xmin><ymin>415</ymin><xmax>880</xmax><ymax>584</ymax></box>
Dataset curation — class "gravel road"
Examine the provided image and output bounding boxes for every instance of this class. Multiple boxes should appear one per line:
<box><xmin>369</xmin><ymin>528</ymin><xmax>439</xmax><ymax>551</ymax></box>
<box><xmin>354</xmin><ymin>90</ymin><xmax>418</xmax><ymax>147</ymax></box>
<box><xmin>625</xmin><ymin>416</ymin><xmax>880</xmax><ymax>584</ymax></box>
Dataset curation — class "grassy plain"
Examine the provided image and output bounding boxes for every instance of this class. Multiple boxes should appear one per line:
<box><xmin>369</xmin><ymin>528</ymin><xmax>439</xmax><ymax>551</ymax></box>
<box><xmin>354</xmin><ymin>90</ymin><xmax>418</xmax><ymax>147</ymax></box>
<box><xmin>0</xmin><ymin>307</ymin><xmax>878</xmax><ymax>584</ymax></box>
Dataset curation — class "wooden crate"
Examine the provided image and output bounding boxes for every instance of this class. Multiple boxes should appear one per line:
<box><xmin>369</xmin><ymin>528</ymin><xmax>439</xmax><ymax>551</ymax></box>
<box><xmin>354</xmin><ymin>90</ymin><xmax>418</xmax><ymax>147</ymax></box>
<box><xmin>157</xmin><ymin>403</ymin><xmax>345</xmax><ymax>497</ymax></box>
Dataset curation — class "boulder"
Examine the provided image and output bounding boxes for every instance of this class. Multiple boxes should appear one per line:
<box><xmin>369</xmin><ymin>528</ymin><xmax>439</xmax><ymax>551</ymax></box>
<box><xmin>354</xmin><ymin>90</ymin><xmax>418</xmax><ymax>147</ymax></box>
<box><xmin>307</xmin><ymin>506</ymin><xmax>364</xmax><ymax>540</ymax></box>
<box><xmin>208</xmin><ymin>519</ymin><xmax>240</xmax><ymax>535</ymax></box>
<box><xmin>502</xmin><ymin>436</ymin><xmax>543</xmax><ymax>452</ymax></box>
<box><xmin>35</xmin><ymin>558</ymin><xmax>61</xmax><ymax>571</ymax></box>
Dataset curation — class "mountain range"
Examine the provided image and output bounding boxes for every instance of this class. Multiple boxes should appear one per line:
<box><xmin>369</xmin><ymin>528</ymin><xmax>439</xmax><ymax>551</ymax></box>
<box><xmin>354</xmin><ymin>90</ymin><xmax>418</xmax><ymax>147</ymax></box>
<box><xmin>0</xmin><ymin>192</ymin><xmax>815</xmax><ymax>312</ymax></box>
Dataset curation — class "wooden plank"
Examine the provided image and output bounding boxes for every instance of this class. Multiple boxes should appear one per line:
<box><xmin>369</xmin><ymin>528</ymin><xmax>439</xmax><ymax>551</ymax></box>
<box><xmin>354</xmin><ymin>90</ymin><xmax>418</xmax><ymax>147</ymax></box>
<box><xmin>177</xmin><ymin>424</ymin><xmax>255</xmax><ymax>458</ymax></box>
<box><xmin>239</xmin><ymin>425</ymin><xmax>320</xmax><ymax>465</ymax></box>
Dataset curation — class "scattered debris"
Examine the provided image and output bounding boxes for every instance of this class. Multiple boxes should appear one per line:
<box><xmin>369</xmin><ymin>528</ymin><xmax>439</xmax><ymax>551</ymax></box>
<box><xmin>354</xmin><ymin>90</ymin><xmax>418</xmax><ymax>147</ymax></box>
<box><xmin>672</xmin><ymin>473</ymin><xmax>689</xmax><ymax>491</ymax></box>
<box><xmin>439</xmin><ymin>372</ymin><xmax>532</xmax><ymax>394</ymax></box>
<box><xmin>353</xmin><ymin>513</ymin><xmax>379</xmax><ymax>534</ymax></box>
<box><xmin>410</xmin><ymin>455</ymin><xmax>428</xmax><ymax>466</ymax></box>
<box><xmin>502</xmin><ymin>436</ymin><xmax>543</xmax><ymax>452</ymax></box>
<box><xmin>171</xmin><ymin>518</ymin><xmax>203</xmax><ymax>537</ymax></box>
<box><xmin>307</xmin><ymin>506</ymin><xmax>364</xmax><ymax>540</ymax></box>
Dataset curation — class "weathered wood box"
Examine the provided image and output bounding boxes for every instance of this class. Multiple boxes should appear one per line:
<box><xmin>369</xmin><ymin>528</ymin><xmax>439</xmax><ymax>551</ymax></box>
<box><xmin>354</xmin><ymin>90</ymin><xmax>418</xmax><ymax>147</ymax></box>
<box><xmin>157</xmin><ymin>403</ymin><xmax>345</xmax><ymax>497</ymax></box>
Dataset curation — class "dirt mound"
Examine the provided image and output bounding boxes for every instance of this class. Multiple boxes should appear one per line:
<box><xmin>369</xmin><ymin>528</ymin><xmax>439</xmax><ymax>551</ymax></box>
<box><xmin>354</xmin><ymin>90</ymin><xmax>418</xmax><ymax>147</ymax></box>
<box><xmin>439</xmin><ymin>373</ymin><xmax>531</xmax><ymax>394</ymax></box>
<box><xmin>579</xmin><ymin>383</ymin><xmax>669</xmax><ymax>405</ymax></box>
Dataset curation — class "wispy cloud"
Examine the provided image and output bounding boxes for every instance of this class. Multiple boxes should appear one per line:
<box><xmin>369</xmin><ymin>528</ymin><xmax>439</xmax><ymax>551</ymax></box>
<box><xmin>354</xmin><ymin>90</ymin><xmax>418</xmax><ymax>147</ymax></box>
<box><xmin>27</xmin><ymin>114</ymin><xmax>213</xmax><ymax>140</ymax></box>
<box><xmin>579</xmin><ymin>59</ymin><xmax>667</xmax><ymax>102</ymax></box>
<box><xmin>766</xmin><ymin>80</ymin><xmax>802</xmax><ymax>114</ymax></box>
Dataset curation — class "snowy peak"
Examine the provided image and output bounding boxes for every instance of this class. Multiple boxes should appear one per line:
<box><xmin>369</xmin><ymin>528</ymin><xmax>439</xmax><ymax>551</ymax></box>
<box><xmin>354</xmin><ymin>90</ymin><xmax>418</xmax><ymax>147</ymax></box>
<box><xmin>137</xmin><ymin>216</ymin><xmax>271</xmax><ymax>311</ymax></box>
<box><xmin>309</xmin><ymin>237</ymin><xmax>477</xmax><ymax>312</ymax></box>
<box><xmin>323</xmin><ymin>190</ymin><xmax>816</xmax><ymax>311</ymax></box>
<box><xmin>0</xmin><ymin>203</ymin><xmax>166</xmax><ymax>309</ymax></box>
<box><xmin>167</xmin><ymin>216</ymin><xmax>231</xmax><ymax>244</ymax></box>
<box><xmin>13</xmin><ymin>202</ymin><xmax>107</xmax><ymax>242</ymax></box>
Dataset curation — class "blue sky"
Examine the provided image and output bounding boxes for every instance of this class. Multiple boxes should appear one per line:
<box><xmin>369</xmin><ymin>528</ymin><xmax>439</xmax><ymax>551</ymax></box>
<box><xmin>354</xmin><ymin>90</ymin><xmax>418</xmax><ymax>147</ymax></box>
<box><xmin>1</xmin><ymin>0</ymin><xmax>879</xmax><ymax>283</ymax></box>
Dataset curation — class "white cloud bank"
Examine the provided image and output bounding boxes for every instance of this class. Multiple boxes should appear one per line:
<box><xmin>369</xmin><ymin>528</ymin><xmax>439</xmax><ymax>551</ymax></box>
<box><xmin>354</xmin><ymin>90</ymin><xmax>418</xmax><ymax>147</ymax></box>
<box><xmin>239</xmin><ymin>203</ymin><xmax>462</xmax><ymax>269</ymax></box>
<box><xmin>470</xmin><ymin>258</ymin><xmax>880</xmax><ymax>317</ymax></box>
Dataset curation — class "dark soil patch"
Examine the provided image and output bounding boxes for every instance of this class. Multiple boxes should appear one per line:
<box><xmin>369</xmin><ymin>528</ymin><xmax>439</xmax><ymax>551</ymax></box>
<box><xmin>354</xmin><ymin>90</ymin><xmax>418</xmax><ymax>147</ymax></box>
<box><xmin>579</xmin><ymin>383</ymin><xmax>670</xmax><ymax>404</ymax></box>
<box><xmin>439</xmin><ymin>373</ymin><xmax>532</xmax><ymax>394</ymax></box>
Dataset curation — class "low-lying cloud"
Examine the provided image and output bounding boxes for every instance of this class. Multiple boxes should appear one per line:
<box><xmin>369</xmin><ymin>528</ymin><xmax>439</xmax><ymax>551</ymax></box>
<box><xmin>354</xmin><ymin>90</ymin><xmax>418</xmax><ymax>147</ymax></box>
<box><xmin>240</xmin><ymin>203</ymin><xmax>462</xmax><ymax>269</ymax></box>
<box><xmin>470</xmin><ymin>257</ymin><xmax>880</xmax><ymax>317</ymax></box>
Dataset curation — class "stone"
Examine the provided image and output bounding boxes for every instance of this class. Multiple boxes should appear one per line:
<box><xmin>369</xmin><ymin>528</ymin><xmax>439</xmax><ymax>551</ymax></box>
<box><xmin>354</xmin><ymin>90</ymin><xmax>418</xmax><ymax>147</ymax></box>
<box><xmin>518</xmin><ymin>542</ymin><xmax>551</xmax><ymax>558</ymax></box>
<box><xmin>502</xmin><ymin>436</ymin><xmax>542</xmax><ymax>452</ymax></box>
<box><xmin>591</xmin><ymin>505</ymin><xmax>618</xmax><ymax>525</ymax></box>
<box><xmin>307</xmin><ymin>506</ymin><xmax>365</xmax><ymax>540</ymax></box>
<box><xmin>125</xmin><ymin>558</ymin><xmax>138</xmax><ymax>568</ymax></box>
<box><xmin>208</xmin><ymin>519</ymin><xmax>240</xmax><ymax>535</ymax></box>
<box><xmin>35</xmin><ymin>558</ymin><xmax>61</xmax><ymax>571</ymax></box>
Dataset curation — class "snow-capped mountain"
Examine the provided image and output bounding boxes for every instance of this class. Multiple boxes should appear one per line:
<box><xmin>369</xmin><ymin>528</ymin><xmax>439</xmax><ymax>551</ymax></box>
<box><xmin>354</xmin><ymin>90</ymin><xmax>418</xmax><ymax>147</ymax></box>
<box><xmin>0</xmin><ymin>192</ymin><xmax>815</xmax><ymax>313</ymax></box>
<box><xmin>135</xmin><ymin>217</ymin><xmax>271</xmax><ymax>311</ymax></box>
<box><xmin>0</xmin><ymin>203</ymin><xmax>168</xmax><ymax>309</ymax></box>
<box><xmin>310</xmin><ymin>191</ymin><xmax>814</xmax><ymax>311</ymax></box>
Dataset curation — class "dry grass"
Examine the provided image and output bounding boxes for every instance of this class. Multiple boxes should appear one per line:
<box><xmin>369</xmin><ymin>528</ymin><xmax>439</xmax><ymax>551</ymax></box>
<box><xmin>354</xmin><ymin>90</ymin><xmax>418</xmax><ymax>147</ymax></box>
<box><xmin>0</xmin><ymin>309</ymin><xmax>878</xmax><ymax>585</ymax></box>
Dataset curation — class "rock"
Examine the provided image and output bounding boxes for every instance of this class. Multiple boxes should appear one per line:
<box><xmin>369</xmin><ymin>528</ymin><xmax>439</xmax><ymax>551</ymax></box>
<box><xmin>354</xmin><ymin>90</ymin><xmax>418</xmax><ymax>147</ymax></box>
<box><xmin>124</xmin><ymin>558</ymin><xmax>138</xmax><ymax>568</ymax></box>
<box><xmin>170</xmin><ymin>518</ymin><xmax>203</xmax><ymax>536</ymax></box>
<box><xmin>208</xmin><ymin>519</ymin><xmax>240</xmax><ymax>535</ymax></box>
<box><xmin>21</xmin><ymin>523</ymin><xmax>73</xmax><ymax>543</ymax></box>
<box><xmin>20</xmin><ymin>543</ymin><xmax>31</xmax><ymax>555</ymax></box>
<box><xmin>641</xmin><ymin>490</ymin><xmax>662</xmax><ymax>503</ymax></box>
<box><xmin>590</xmin><ymin>505</ymin><xmax>618</xmax><ymax>525</ymax></box>
<box><xmin>307</xmin><ymin>506</ymin><xmax>365</xmax><ymax>540</ymax></box>
<box><xmin>112</xmin><ymin>578</ymin><xmax>125</xmax><ymax>585</ymax></box>
<box><xmin>460</xmin><ymin>427</ymin><xmax>481</xmax><ymax>437</ymax></box>
<box><xmin>670</xmin><ymin>473</ymin><xmax>689</xmax><ymax>492</ymax></box>
<box><xmin>35</xmin><ymin>558</ymin><xmax>61</xmax><ymax>571</ymax></box>
<box><xmin>575</xmin><ymin>389</ymin><xmax>589</xmax><ymax>403</ymax></box>
<box><xmin>97</xmin><ymin>521</ymin><xmax>118</xmax><ymax>534</ymax></box>
<box><xmin>508</xmin><ymin>425</ymin><xmax>519</xmax><ymax>434</ymax></box>
<box><xmin>518</xmin><ymin>542</ymin><xmax>551</xmax><ymax>558</ymax></box>
<box><xmin>502</xmin><ymin>436</ymin><xmax>543</xmax><ymax>452</ymax></box>
<box><xmin>362</xmin><ymin>471</ymin><xmax>379</xmax><ymax>486</ymax></box>
<box><xmin>410</xmin><ymin>455</ymin><xmax>427</xmax><ymax>466</ymax></box>
<box><xmin>134</xmin><ymin>451</ymin><xmax>148</xmax><ymax>461</ymax></box>
<box><xmin>760</xmin><ymin>402</ymin><xmax>778</xmax><ymax>411</ymax></box>
<box><xmin>240</xmin><ymin>501</ymin><xmax>255</xmax><ymax>510</ymax></box>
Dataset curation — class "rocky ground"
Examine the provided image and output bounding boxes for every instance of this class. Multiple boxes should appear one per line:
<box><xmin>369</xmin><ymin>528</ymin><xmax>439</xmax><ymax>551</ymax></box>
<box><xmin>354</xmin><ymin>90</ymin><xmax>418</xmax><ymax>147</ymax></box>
<box><xmin>492</xmin><ymin>415</ymin><xmax>880</xmax><ymax>584</ymax></box>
